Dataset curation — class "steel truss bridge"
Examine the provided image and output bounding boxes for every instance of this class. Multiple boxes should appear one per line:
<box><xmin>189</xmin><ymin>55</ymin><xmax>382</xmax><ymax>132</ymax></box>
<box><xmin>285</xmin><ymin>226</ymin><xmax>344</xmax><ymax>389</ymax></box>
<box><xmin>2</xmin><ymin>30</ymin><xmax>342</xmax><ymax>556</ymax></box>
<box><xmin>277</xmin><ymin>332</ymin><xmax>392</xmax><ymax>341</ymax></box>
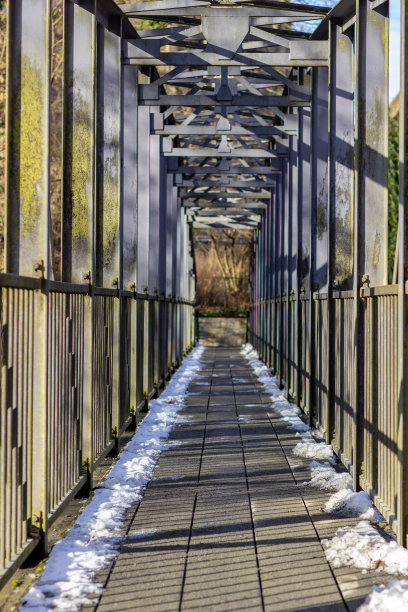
<box><xmin>1</xmin><ymin>0</ymin><xmax>408</xmax><ymax>589</ymax></box>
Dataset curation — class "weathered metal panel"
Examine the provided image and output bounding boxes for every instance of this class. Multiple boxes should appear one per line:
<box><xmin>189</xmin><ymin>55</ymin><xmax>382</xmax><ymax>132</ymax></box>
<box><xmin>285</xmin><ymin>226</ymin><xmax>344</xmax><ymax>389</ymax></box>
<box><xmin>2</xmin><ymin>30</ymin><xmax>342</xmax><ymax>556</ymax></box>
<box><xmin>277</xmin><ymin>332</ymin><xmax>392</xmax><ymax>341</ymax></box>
<box><xmin>5</xmin><ymin>0</ymin><xmax>52</xmax><ymax>552</ymax></box>
<box><xmin>5</xmin><ymin>0</ymin><xmax>51</xmax><ymax>277</ymax></box>
<box><xmin>356</xmin><ymin>0</ymin><xmax>389</xmax><ymax>286</ymax></box>
<box><xmin>310</xmin><ymin>66</ymin><xmax>329</xmax><ymax>424</ymax></box>
<box><xmin>121</xmin><ymin>63</ymin><xmax>138</xmax><ymax>414</ymax></box>
<box><xmin>136</xmin><ymin>100</ymin><xmax>150</xmax><ymax>293</ymax></box>
<box><xmin>98</xmin><ymin>27</ymin><xmax>121</xmax><ymax>286</ymax></box>
<box><xmin>298</xmin><ymin>93</ymin><xmax>312</xmax><ymax>411</ymax></box>
<box><xmin>121</xmin><ymin>65</ymin><xmax>138</xmax><ymax>290</ymax></box>
<box><xmin>329</xmin><ymin>21</ymin><xmax>355</xmax><ymax>290</ymax></box>
<box><xmin>62</xmin><ymin>3</ymin><xmax>95</xmax><ymax>284</ymax></box>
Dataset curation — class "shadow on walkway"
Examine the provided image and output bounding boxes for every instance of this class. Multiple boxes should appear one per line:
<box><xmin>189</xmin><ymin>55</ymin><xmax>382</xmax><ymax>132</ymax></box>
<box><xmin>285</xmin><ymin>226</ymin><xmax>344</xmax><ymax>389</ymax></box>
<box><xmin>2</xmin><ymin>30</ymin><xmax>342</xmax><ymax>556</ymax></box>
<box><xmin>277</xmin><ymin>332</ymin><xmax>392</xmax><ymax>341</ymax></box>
<box><xmin>91</xmin><ymin>348</ymin><xmax>388</xmax><ymax>612</ymax></box>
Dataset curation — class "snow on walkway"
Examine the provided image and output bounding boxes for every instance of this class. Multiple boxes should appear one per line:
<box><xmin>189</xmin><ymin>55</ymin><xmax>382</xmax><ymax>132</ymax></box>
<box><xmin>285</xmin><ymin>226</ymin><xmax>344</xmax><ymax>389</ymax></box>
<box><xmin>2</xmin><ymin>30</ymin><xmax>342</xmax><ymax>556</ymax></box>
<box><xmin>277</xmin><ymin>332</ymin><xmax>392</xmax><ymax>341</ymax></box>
<box><xmin>21</xmin><ymin>345</ymin><xmax>204</xmax><ymax>612</ymax></box>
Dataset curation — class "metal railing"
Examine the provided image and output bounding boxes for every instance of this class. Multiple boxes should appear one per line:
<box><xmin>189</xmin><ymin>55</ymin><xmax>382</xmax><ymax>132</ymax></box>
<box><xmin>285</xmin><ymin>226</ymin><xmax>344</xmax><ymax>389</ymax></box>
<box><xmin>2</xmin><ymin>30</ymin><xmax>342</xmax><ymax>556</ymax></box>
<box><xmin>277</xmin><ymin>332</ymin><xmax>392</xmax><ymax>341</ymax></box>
<box><xmin>0</xmin><ymin>0</ymin><xmax>196</xmax><ymax>587</ymax></box>
<box><xmin>0</xmin><ymin>273</ymin><xmax>195</xmax><ymax>586</ymax></box>
<box><xmin>249</xmin><ymin>283</ymin><xmax>401</xmax><ymax>538</ymax></box>
<box><xmin>246</xmin><ymin>0</ymin><xmax>408</xmax><ymax>547</ymax></box>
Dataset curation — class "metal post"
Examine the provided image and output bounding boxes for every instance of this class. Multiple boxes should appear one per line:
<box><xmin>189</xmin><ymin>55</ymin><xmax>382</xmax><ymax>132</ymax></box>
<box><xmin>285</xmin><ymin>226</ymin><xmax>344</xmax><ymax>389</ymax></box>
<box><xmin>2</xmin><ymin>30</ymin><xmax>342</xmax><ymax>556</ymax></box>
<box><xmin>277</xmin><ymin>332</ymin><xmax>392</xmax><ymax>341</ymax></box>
<box><xmin>354</xmin><ymin>0</ymin><xmax>389</xmax><ymax>489</ymax></box>
<box><xmin>310</xmin><ymin>65</ymin><xmax>329</xmax><ymax>427</ymax></box>
<box><xmin>137</xmin><ymin>78</ymin><xmax>150</xmax><ymax>400</ymax></box>
<box><xmin>62</xmin><ymin>1</ymin><xmax>96</xmax><ymax>483</ymax></box>
<box><xmin>158</xmin><ymin>154</ymin><xmax>168</xmax><ymax>385</ymax></box>
<box><xmin>97</xmin><ymin>22</ymin><xmax>122</xmax><ymax>448</ymax></box>
<box><xmin>5</xmin><ymin>0</ymin><xmax>52</xmax><ymax>549</ymax></box>
<box><xmin>328</xmin><ymin>19</ymin><xmax>355</xmax><ymax>448</ymax></box>
<box><xmin>165</xmin><ymin>172</ymin><xmax>174</xmax><ymax>371</ymax></box>
<box><xmin>149</xmin><ymin>107</ymin><xmax>161</xmax><ymax>392</ymax></box>
<box><xmin>121</xmin><ymin>62</ymin><xmax>138</xmax><ymax>422</ymax></box>
<box><xmin>298</xmin><ymin>97</ymin><xmax>312</xmax><ymax>412</ymax></box>
<box><xmin>289</xmin><ymin>122</ymin><xmax>299</xmax><ymax>396</ymax></box>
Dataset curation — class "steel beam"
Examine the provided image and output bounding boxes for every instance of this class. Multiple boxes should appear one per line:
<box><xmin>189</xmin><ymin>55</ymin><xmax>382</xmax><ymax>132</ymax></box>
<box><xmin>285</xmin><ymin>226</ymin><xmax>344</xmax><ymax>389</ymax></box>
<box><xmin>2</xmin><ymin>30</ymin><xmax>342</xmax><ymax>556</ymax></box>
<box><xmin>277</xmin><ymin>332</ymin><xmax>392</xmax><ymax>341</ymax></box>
<box><xmin>354</xmin><ymin>0</ymin><xmax>389</xmax><ymax>494</ymax></box>
<box><xmin>167</xmin><ymin>165</ymin><xmax>282</xmax><ymax>174</ymax></box>
<box><xmin>61</xmin><ymin>3</ymin><xmax>97</xmax><ymax>486</ymax></box>
<box><xmin>139</xmin><ymin>94</ymin><xmax>311</xmax><ymax>107</ymax></box>
<box><xmin>182</xmin><ymin>202</ymin><xmax>268</xmax><ymax>209</ymax></box>
<box><xmin>164</xmin><ymin>148</ymin><xmax>283</xmax><ymax>158</ymax></box>
<box><xmin>153</xmin><ymin>126</ymin><xmax>295</xmax><ymax>136</ymax></box>
<box><xmin>97</xmin><ymin>27</ymin><xmax>121</xmax><ymax>288</ymax></box>
<box><xmin>121</xmin><ymin>65</ymin><xmax>138</xmax><ymax>291</ymax></box>
<box><xmin>180</xmin><ymin>190</ymin><xmax>271</xmax><ymax>199</ymax></box>
<box><xmin>5</xmin><ymin>0</ymin><xmax>52</xmax><ymax>551</ymax></box>
<box><xmin>176</xmin><ymin>179</ymin><xmax>276</xmax><ymax>187</ymax></box>
<box><xmin>62</xmin><ymin>3</ymin><xmax>95</xmax><ymax>284</ymax></box>
<box><xmin>310</xmin><ymin>65</ymin><xmax>329</xmax><ymax>430</ymax></box>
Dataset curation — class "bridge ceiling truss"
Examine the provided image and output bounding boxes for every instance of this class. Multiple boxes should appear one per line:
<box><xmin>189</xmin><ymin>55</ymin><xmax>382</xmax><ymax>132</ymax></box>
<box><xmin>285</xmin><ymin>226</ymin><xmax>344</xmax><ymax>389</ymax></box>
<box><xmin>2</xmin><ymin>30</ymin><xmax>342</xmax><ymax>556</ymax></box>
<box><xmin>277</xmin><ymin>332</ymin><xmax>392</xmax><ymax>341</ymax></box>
<box><xmin>122</xmin><ymin>0</ymin><xmax>330</xmax><ymax>229</ymax></box>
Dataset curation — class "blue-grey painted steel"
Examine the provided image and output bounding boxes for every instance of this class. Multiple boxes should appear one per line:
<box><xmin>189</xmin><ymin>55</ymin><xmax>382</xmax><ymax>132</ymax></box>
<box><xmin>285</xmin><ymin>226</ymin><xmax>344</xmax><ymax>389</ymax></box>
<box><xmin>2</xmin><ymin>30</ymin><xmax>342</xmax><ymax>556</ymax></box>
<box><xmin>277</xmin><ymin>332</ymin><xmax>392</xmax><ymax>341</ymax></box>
<box><xmin>137</xmin><ymin>104</ymin><xmax>150</xmax><ymax>292</ymax></box>
<box><xmin>329</xmin><ymin>21</ymin><xmax>354</xmax><ymax>290</ymax></box>
<box><xmin>6</xmin><ymin>0</ymin><xmax>51</xmax><ymax>277</ymax></box>
<box><xmin>62</xmin><ymin>3</ymin><xmax>95</xmax><ymax>284</ymax></box>
<box><xmin>311</xmin><ymin>67</ymin><xmax>329</xmax><ymax>292</ymax></box>
<box><xmin>121</xmin><ymin>65</ymin><xmax>138</xmax><ymax>290</ymax></box>
<box><xmin>149</xmin><ymin>109</ymin><xmax>161</xmax><ymax>294</ymax></box>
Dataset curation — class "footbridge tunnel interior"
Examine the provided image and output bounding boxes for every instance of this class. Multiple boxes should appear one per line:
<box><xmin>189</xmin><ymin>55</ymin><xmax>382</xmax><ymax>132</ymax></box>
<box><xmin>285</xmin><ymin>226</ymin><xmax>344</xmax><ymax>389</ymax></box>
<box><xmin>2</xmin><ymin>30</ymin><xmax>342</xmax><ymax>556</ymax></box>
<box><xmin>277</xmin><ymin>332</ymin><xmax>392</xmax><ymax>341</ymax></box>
<box><xmin>2</xmin><ymin>0</ymin><xmax>408</xmax><ymax>587</ymax></box>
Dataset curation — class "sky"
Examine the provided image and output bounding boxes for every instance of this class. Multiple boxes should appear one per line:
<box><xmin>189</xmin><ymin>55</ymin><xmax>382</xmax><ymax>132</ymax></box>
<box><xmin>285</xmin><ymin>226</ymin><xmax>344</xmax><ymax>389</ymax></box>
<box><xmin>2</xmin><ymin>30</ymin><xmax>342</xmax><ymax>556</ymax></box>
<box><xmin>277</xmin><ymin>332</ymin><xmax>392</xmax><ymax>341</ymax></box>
<box><xmin>389</xmin><ymin>0</ymin><xmax>400</xmax><ymax>102</ymax></box>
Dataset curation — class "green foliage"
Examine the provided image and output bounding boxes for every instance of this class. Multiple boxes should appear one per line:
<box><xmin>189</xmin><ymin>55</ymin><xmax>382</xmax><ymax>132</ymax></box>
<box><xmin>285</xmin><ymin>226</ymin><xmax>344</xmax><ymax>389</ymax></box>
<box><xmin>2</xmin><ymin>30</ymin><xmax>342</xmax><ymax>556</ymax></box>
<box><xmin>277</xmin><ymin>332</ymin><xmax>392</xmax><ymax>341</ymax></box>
<box><xmin>137</xmin><ymin>19</ymin><xmax>166</xmax><ymax>30</ymax></box>
<box><xmin>388</xmin><ymin>114</ymin><xmax>399</xmax><ymax>283</ymax></box>
<box><xmin>11</xmin><ymin>580</ymin><xmax>22</xmax><ymax>588</ymax></box>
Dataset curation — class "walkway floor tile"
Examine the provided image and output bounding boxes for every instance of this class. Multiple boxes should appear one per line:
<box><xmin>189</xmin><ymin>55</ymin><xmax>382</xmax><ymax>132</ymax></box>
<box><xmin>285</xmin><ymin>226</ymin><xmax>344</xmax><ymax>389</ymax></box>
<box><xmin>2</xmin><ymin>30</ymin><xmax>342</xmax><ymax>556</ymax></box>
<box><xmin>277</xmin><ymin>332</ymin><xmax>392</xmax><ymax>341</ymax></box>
<box><xmin>93</xmin><ymin>347</ymin><xmax>390</xmax><ymax>612</ymax></box>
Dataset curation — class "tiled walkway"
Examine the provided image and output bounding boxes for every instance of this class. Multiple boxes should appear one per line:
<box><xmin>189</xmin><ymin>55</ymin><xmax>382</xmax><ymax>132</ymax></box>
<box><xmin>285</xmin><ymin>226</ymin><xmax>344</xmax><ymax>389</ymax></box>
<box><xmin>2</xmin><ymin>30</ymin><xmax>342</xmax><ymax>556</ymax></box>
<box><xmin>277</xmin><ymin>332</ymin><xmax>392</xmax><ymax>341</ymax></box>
<box><xmin>93</xmin><ymin>348</ymin><xmax>386</xmax><ymax>612</ymax></box>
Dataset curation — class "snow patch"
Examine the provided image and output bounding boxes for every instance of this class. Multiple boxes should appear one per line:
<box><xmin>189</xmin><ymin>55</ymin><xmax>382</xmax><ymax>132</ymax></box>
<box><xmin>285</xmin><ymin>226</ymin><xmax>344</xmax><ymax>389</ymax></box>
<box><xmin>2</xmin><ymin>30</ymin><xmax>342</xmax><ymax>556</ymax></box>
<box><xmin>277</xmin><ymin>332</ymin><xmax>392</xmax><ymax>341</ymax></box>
<box><xmin>358</xmin><ymin>579</ymin><xmax>408</xmax><ymax>611</ymax></box>
<box><xmin>323</xmin><ymin>521</ymin><xmax>408</xmax><ymax>576</ymax></box>
<box><xmin>293</xmin><ymin>441</ymin><xmax>335</xmax><ymax>463</ymax></box>
<box><xmin>21</xmin><ymin>345</ymin><xmax>204</xmax><ymax>612</ymax></box>
<box><xmin>324</xmin><ymin>489</ymin><xmax>383</xmax><ymax>521</ymax></box>
<box><xmin>303</xmin><ymin>461</ymin><xmax>353</xmax><ymax>492</ymax></box>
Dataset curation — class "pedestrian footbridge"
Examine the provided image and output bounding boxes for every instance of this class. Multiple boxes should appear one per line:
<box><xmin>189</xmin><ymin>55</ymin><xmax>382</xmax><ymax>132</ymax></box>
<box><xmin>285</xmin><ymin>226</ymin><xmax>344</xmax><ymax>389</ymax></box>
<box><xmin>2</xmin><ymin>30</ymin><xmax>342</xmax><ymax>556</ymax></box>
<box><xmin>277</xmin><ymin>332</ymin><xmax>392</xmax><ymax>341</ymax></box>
<box><xmin>1</xmin><ymin>0</ymin><xmax>407</xmax><ymax>608</ymax></box>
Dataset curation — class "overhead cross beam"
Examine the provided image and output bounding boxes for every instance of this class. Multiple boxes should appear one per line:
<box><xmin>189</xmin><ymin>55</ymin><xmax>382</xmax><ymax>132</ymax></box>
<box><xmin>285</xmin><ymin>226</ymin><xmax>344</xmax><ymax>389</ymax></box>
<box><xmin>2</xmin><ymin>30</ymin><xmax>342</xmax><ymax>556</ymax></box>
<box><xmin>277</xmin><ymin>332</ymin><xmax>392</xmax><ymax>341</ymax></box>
<box><xmin>176</xmin><ymin>179</ymin><xmax>276</xmax><ymax>187</ymax></box>
<box><xmin>122</xmin><ymin>0</ymin><xmax>328</xmax><ymax>229</ymax></box>
<box><xmin>179</xmin><ymin>190</ymin><xmax>271</xmax><ymax>199</ymax></box>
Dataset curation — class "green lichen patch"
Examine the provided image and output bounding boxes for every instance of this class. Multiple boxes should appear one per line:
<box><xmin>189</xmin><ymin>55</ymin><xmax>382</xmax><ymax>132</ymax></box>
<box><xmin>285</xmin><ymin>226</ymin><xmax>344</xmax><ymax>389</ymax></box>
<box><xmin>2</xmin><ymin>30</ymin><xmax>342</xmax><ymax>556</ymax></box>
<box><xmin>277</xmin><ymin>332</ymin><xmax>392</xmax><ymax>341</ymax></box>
<box><xmin>19</xmin><ymin>57</ymin><xmax>45</xmax><ymax>236</ymax></box>
<box><xmin>71</xmin><ymin>101</ymin><xmax>92</xmax><ymax>244</ymax></box>
<box><xmin>103</xmin><ymin>153</ymin><xmax>120</xmax><ymax>270</ymax></box>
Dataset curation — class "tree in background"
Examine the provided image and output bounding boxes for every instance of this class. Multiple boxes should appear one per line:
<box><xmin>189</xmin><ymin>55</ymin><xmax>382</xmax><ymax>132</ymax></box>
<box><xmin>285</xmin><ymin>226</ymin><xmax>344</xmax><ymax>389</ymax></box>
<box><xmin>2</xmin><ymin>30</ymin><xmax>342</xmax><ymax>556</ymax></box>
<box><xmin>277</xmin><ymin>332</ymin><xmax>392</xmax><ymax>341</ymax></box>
<box><xmin>193</xmin><ymin>229</ymin><xmax>253</xmax><ymax>316</ymax></box>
